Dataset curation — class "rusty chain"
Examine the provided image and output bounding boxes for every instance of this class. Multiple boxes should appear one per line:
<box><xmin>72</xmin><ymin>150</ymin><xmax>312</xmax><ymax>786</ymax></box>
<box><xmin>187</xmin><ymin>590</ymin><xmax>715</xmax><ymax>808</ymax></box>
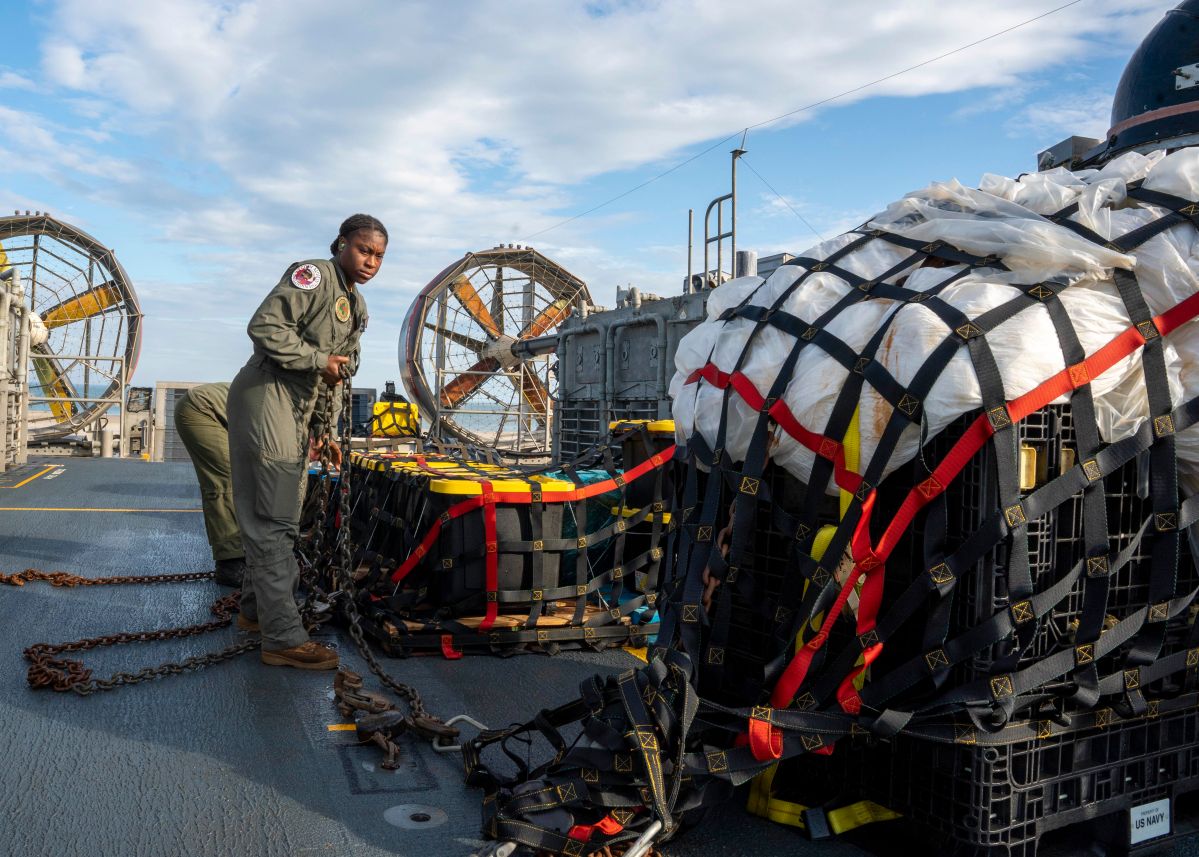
<box><xmin>8</xmin><ymin>366</ymin><xmax>446</xmax><ymax>750</ymax></box>
<box><xmin>1</xmin><ymin>568</ymin><xmax>217</xmax><ymax>588</ymax></box>
<box><xmin>7</xmin><ymin>373</ymin><xmax>354</xmax><ymax>694</ymax></box>
<box><xmin>547</xmin><ymin>848</ymin><xmax>658</xmax><ymax>857</ymax></box>
<box><xmin>294</xmin><ymin>384</ymin><xmax>341</xmax><ymax>621</ymax></box>
<box><xmin>18</xmin><ymin>586</ymin><xmax>258</xmax><ymax>695</ymax></box>
<box><xmin>325</xmin><ymin>368</ymin><xmax>447</xmax><ymax>730</ymax></box>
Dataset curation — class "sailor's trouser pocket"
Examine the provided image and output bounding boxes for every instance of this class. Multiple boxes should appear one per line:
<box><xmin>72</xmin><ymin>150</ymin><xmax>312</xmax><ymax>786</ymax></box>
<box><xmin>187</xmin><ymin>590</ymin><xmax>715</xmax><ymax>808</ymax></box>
<box><xmin>228</xmin><ymin>364</ymin><xmax>310</xmax><ymax>555</ymax></box>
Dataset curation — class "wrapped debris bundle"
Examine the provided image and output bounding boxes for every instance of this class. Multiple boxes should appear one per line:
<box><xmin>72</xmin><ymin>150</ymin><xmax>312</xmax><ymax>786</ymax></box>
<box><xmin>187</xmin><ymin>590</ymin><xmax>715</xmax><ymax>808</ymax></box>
<box><xmin>338</xmin><ymin>424</ymin><xmax>672</xmax><ymax>657</ymax></box>
<box><xmin>673</xmin><ymin>148</ymin><xmax>1199</xmax><ymax>491</ymax></box>
<box><xmin>467</xmin><ymin>150</ymin><xmax>1199</xmax><ymax>855</ymax></box>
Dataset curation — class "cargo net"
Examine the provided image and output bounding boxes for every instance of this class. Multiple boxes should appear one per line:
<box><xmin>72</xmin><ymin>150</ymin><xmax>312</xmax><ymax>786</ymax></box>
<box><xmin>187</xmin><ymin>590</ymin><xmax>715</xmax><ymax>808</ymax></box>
<box><xmin>330</xmin><ymin>422</ymin><xmax>674</xmax><ymax>657</ymax></box>
<box><xmin>463</xmin><ymin>150</ymin><xmax>1199</xmax><ymax>855</ymax></box>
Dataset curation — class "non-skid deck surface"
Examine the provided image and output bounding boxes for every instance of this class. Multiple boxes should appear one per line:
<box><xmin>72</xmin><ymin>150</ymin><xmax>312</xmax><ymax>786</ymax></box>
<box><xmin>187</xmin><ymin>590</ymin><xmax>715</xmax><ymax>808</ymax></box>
<box><xmin>0</xmin><ymin>458</ymin><xmax>1195</xmax><ymax>856</ymax></box>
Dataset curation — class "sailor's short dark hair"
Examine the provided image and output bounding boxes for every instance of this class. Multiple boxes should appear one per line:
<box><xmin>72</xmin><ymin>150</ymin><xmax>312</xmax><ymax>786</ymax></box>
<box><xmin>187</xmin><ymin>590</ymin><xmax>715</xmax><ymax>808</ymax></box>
<box><xmin>332</xmin><ymin>214</ymin><xmax>388</xmax><ymax>254</ymax></box>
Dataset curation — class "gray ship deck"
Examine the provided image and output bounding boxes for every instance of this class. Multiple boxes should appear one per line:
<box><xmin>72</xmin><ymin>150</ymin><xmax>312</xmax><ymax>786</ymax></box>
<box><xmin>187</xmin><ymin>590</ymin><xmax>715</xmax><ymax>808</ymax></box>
<box><xmin>1</xmin><ymin>458</ymin><xmax>1196</xmax><ymax>857</ymax></box>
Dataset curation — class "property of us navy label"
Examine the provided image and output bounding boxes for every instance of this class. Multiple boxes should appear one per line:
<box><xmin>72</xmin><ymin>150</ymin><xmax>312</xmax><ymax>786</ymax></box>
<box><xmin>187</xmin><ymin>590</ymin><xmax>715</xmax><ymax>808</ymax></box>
<box><xmin>1130</xmin><ymin>798</ymin><xmax>1170</xmax><ymax>844</ymax></box>
<box><xmin>335</xmin><ymin>295</ymin><xmax>351</xmax><ymax>322</ymax></box>
<box><xmin>291</xmin><ymin>263</ymin><xmax>321</xmax><ymax>290</ymax></box>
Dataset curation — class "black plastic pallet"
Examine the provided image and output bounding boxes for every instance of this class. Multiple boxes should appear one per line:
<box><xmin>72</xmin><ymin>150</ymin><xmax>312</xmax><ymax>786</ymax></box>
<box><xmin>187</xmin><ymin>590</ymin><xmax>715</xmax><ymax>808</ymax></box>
<box><xmin>776</xmin><ymin>701</ymin><xmax>1199</xmax><ymax>856</ymax></box>
<box><xmin>877</xmin><ymin>404</ymin><xmax>1199</xmax><ymax>695</ymax></box>
<box><xmin>705</xmin><ymin>402</ymin><xmax>1199</xmax><ymax>713</ymax></box>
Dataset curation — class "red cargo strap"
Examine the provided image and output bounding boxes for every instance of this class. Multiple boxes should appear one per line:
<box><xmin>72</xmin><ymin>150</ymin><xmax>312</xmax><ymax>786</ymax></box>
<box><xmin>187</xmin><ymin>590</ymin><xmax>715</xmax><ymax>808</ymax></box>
<box><xmin>684</xmin><ymin>365</ymin><xmax>863</xmax><ymax>495</ymax></box>
<box><xmin>440</xmin><ymin>634</ymin><xmax>462</xmax><ymax>660</ymax></box>
<box><xmin>567</xmin><ymin>824</ymin><xmax>592</xmax><ymax>842</ymax></box>
<box><xmin>564</xmin><ymin>813</ymin><xmax>625</xmax><ymax>842</ymax></box>
<box><xmin>594</xmin><ymin>815</ymin><xmax>625</xmax><ymax>835</ymax></box>
<box><xmin>388</xmin><ymin>499</ymin><xmax>473</xmax><ymax>585</ymax></box>
<box><xmin>770</xmin><ymin>491</ymin><xmax>876</xmax><ymax>709</ymax></box>
<box><xmin>748</xmin><ymin>711</ymin><xmax>783</xmax><ymax>761</ymax></box>
<box><xmin>388</xmin><ymin>446</ymin><xmax>676</xmax><ymax>585</ymax></box>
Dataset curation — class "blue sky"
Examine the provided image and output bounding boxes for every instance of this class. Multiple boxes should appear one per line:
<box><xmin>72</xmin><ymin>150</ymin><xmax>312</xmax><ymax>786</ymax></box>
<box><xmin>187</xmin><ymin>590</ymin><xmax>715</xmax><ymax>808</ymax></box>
<box><xmin>0</xmin><ymin>0</ymin><xmax>1178</xmax><ymax>390</ymax></box>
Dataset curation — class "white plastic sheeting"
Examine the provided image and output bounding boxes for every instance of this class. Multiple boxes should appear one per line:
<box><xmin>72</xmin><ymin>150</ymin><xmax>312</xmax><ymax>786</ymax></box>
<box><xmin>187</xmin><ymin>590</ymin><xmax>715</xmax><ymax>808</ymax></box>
<box><xmin>670</xmin><ymin>149</ymin><xmax>1199</xmax><ymax>494</ymax></box>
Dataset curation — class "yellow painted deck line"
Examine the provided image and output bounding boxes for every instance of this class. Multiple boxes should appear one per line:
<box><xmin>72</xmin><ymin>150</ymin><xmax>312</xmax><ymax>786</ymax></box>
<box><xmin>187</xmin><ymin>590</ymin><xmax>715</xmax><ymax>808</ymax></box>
<box><xmin>327</xmin><ymin>724</ymin><xmax>357</xmax><ymax>732</ymax></box>
<box><xmin>624</xmin><ymin>646</ymin><xmax>648</xmax><ymax>663</ymax></box>
<box><xmin>4</xmin><ymin>465</ymin><xmax>56</xmax><ymax>489</ymax></box>
<box><xmin>0</xmin><ymin>506</ymin><xmax>203</xmax><ymax>513</ymax></box>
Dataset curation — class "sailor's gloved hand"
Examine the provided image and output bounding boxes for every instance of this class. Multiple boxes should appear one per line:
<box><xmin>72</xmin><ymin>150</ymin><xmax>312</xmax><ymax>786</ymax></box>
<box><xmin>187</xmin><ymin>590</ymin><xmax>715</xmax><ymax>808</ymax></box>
<box><xmin>309</xmin><ymin>435</ymin><xmax>342</xmax><ymax>467</ymax></box>
<box><xmin>321</xmin><ymin>354</ymin><xmax>350</xmax><ymax>385</ymax></box>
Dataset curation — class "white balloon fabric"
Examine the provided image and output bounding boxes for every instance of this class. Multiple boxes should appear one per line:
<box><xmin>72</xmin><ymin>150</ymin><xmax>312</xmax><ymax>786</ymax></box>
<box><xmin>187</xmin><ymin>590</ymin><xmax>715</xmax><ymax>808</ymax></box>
<box><xmin>670</xmin><ymin>149</ymin><xmax>1199</xmax><ymax>495</ymax></box>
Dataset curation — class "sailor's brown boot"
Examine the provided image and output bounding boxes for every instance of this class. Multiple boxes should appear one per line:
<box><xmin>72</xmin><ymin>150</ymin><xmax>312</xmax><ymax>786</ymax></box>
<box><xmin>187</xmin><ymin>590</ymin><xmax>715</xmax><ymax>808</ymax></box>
<box><xmin>261</xmin><ymin>641</ymin><xmax>338</xmax><ymax>670</ymax></box>
<box><xmin>236</xmin><ymin>613</ymin><xmax>260</xmax><ymax>632</ymax></box>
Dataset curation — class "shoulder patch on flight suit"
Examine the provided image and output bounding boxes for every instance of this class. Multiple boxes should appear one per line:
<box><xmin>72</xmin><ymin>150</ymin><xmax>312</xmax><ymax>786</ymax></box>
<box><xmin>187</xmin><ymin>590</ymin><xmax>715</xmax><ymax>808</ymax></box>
<box><xmin>335</xmin><ymin>295</ymin><xmax>351</xmax><ymax>322</ymax></box>
<box><xmin>291</xmin><ymin>263</ymin><xmax>321</xmax><ymax>290</ymax></box>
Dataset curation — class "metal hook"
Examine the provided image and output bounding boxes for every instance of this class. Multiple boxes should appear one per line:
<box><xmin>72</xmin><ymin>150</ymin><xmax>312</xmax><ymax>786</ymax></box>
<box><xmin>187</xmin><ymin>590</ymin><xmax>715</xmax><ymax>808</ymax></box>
<box><xmin>624</xmin><ymin>820</ymin><xmax>663</xmax><ymax>857</ymax></box>
<box><xmin>432</xmin><ymin>713</ymin><xmax>490</xmax><ymax>753</ymax></box>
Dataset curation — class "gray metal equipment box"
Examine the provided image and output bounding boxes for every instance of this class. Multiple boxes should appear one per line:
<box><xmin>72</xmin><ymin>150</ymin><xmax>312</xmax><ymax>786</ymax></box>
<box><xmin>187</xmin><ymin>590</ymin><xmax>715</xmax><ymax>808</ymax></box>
<box><xmin>348</xmin><ymin>387</ymin><xmax>377</xmax><ymax>435</ymax></box>
<box><xmin>554</xmin><ymin>290</ymin><xmax>707</xmax><ymax>460</ymax></box>
<box><xmin>152</xmin><ymin>381</ymin><xmax>203</xmax><ymax>462</ymax></box>
<box><xmin>1037</xmin><ymin>136</ymin><xmax>1101</xmax><ymax>171</ymax></box>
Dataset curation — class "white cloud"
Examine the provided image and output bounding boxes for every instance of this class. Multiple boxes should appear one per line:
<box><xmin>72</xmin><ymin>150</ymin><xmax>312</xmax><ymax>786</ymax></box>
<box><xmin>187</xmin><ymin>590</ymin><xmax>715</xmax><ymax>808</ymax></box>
<box><xmin>0</xmin><ymin>104</ymin><xmax>139</xmax><ymax>183</ymax></box>
<box><xmin>1006</xmin><ymin>90</ymin><xmax>1114</xmax><ymax>141</ymax></box>
<box><xmin>40</xmin><ymin>41</ymin><xmax>88</xmax><ymax>89</ymax></box>
<box><xmin>4</xmin><ymin>0</ymin><xmax>1181</xmax><ymax>384</ymax></box>
<box><xmin>0</xmin><ymin>71</ymin><xmax>37</xmax><ymax>91</ymax></box>
<box><xmin>34</xmin><ymin>1</ymin><xmax>1175</xmax><ymax>196</ymax></box>
<box><xmin>0</xmin><ymin>188</ymin><xmax>66</xmax><ymax>220</ymax></box>
<box><xmin>952</xmin><ymin>82</ymin><xmax>1039</xmax><ymax>120</ymax></box>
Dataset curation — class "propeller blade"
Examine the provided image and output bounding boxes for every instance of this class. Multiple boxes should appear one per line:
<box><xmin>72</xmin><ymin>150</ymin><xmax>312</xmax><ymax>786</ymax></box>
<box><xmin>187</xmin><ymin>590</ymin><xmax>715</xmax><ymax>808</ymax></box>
<box><xmin>439</xmin><ymin>356</ymin><xmax>500</xmax><ymax>409</ymax></box>
<box><xmin>423</xmin><ymin>323</ymin><xmax>486</xmax><ymax>353</ymax></box>
<box><xmin>514</xmin><ymin>369</ymin><xmax>550</xmax><ymax>422</ymax></box>
<box><xmin>30</xmin><ymin>343</ymin><xmax>77</xmax><ymax>422</ymax></box>
<box><xmin>449</xmin><ymin>275</ymin><xmax>500</xmax><ymax>339</ymax></box>
<box><xmin>490</xmin><ymin>267</ymin><xmax>505</xmax><ymax>336</ymax></box>
<box><xmin>40</xmin><ymin>281</ymin><xmax>122</xmax><ymax>329</ymax></box>
<box><xmin>518</xmin><ymin>298</ymin><xmax>570</xmax><ymax>339</ymax></box>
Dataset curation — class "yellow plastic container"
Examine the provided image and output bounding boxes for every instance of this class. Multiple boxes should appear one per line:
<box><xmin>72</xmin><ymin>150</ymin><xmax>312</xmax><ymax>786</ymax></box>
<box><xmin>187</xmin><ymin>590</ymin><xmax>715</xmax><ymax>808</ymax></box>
<box><xmin>610</xmin><ymin>419</ymin><xmax>676</xmax><ymax>508</ymax></box>
<box><xmin>371</xmin><ymin>401</ymin><xmax>421</xmax><ymax>437</ymax></box>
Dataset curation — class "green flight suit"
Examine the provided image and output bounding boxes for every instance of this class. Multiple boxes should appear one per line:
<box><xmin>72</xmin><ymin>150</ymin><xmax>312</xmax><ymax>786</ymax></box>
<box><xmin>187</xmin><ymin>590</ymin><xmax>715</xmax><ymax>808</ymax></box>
<box><xmin>173</xmin><ymin>382</ymin><xmax>243</xmax><ymax>562</ymax></box>
<box><xmin>228</xmin><ymin>258</ymin><xmax>367</xmax><ymax>652</ymax></box>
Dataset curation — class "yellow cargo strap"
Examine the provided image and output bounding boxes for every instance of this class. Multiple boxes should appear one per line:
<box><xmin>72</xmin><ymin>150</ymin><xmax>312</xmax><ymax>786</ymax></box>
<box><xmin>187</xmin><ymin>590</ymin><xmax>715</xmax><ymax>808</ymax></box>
<box><xmin>746</xmin><ymin>764</ymin><xmax>900</xmax><ymax>834</ymax></box>
<box><xmin>429</xmin><ymin>476</ymin><xmax>574</xmax><ymax>496</ymax></box>
<box><xmin>608</xmin><ymin>419</ymin><xmax>675</xmax><ymax>435</ymax></box>
<box><xmin>610</xmin><ymin>506</ymin><xmax>672</xmax><ymax>524</ymax></box>
<box><xmin>749</xmin><ymin>408</ymin><xmax>897</xmax><ymax>835</ymax></box>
